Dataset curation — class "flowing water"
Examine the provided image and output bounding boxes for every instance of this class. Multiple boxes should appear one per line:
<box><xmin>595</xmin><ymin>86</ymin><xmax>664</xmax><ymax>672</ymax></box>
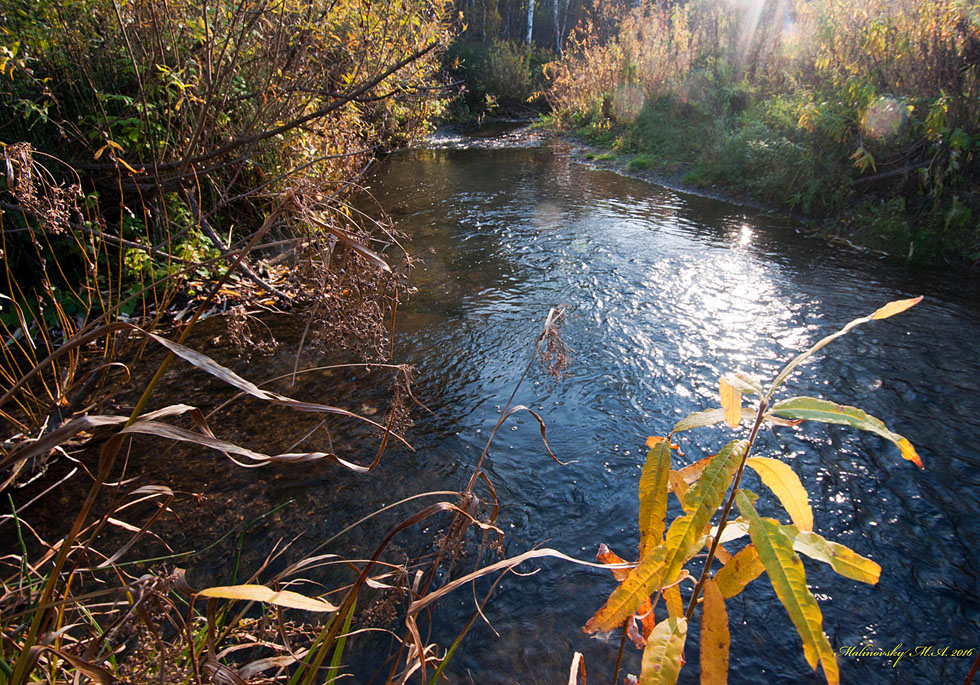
<box><xmin>342</xmin><ymin>134</ymin><xmax>980</xmax><ymax>683</ymax></box>
<box><xmin>19</xmin><ymin>129</ymin><xmax>980</xmax><ymax>683</ymax></box>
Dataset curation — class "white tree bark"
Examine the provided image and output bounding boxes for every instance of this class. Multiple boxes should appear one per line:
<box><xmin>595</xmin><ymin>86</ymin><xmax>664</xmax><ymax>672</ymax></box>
<box><xmin>526</xmin><ymin>0</ymin><xmax>535</xmax><ymax>44</ymax></box>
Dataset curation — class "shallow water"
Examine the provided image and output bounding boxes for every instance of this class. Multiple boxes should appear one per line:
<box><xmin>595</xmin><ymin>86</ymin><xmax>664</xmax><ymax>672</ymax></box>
<box><xmin>15</xmin><ymin>133</ymin><xmax>980</xmax><ymax>683</ymax></box>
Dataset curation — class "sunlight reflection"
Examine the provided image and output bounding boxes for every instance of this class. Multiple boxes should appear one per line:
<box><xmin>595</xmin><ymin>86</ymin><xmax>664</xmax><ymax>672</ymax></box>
<box><xmin>739</xmin><ymin>224</ymin><xmax>753</xmax><ymax>246</ymax></box>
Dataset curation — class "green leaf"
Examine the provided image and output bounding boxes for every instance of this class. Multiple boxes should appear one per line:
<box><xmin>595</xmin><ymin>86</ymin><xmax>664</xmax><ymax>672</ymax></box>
<box><xmin>639</xmin><ymin>440</ymin><xmax>672</xmax><ymax>559</ymax></box>
<box><xmin>640</xmin><ymin>617</ymin><xmax>687</xmax><ymax>685</ymax></box>
<box><xmin>662</xmin><ymin>440</ymin><xmax>747</xmax><ymax>584</ymax></box>
<box><xmin>736</xmin><ymin>492</ymin><xmax>839</xmax><ymax>685</ymax></box>
<box><xmin>771</xmin><ymin>396</ymin><xmax>922</xmax><ymax>468</ymax></box>
<box><xmin>745</xmin><ymin>457</ymin><xmax>813</xmax><ymax>530</ymax></box>
<box><xmin>584</xmin><ymin>545</ymin><xmax>667</xmax><ymax>633</ymax></box>
<box><xmin>767</xmin><ymin>296</ymin><xmax>922</xmax><ymax>398</ymax></box>
<box><xmin>779</xmin><ymin>525</ymin><xmax>881</xmax><ymax>584</ymax></box>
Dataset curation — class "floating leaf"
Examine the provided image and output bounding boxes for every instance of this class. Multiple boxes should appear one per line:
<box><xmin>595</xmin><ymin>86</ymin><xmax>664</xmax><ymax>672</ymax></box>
<box><xmin>663</xmin><ymin>441</ymin><xmax>747</xmax><ymax>584</ymax></box>
<box><xmin>771</xmin><ymin>396</ymin><xmax>922</xmax><ymax>468</ymax></box>
<box><xmin>198</xmin><ymin>585</ymin><xmax>338</xmax><ymax>613</ymax></box>
<box><xmin>780</xmin><ymin>526</ymin><xmax>881</xmax><ymax>584</ymax></box>
<box><xmin>714</xmin><ymin>544</ymin><xmax>764</xmax><ymax>599</ymax></box>
<box><xmin>584</xmin><ymin>545</ymin><xmax>667</xmax><ymax>633</ymax></box>
<box><xmin>700</xmin><ymin>578</ymin><xmax>729</xmax><ymax>684</ymax></box>
<box><xmin>745</xmin><ymin>457</ymin><xmax>813</xmax><ymax>530</ymax></box>
<box><xmin>639</xmin><ymin>440</ymin><xmax>672</xmax><ymax>558</ymax></box>
<box><xmin>719</xmin><ymin>379</ymin><xmax>742</xmax><ymax>429</ymax></box>
<box><xmin>736</xmin><ymin>492</ymin><xmax>839</xmax><ymax>685</ymax></box>
<box><xmin>640</xmin><ymin>618</ymin><xmax>687</xmax><ymax>685</ymax></box>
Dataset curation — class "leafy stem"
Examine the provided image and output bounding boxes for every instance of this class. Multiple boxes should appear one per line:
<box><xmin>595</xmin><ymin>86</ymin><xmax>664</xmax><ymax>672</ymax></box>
<box><xmin>684</xmin><ymin>396</ymin><xmax>768</xmax><ymax>621</ymax></box>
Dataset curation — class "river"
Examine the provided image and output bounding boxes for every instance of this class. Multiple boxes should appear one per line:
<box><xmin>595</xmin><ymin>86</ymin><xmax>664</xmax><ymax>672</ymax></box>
<box><xmin>25</xmin><ymin>129</ymin><xmax>979</xmax><ymax>683</ymax></box>
<box><xmin>345</xmin><ymin>131</ymin><xmax>980</xmax><ymax>683</ymax></box>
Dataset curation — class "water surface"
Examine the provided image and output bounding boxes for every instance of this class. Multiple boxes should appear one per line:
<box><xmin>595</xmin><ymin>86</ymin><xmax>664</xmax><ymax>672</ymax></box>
<box><xmin>352</xmin><ymin>139</ymin><xmax>980</xmax><ymax>683</ymax></box>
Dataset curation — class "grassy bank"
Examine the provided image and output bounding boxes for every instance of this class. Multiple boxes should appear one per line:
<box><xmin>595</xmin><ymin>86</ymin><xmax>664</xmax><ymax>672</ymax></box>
<box><xmin>0</xmin><ymin>0</ymin><xmax>471</xmax><ymax>681</ymax></box>
<box><xmin>544</xmin><ymin>0</ymin><xmax>980</xmax><ymax>265</ymax></box>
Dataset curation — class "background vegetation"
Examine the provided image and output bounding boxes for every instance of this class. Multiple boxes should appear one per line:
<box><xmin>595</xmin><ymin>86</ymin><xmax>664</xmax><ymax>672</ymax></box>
<box><xmin>543</xmin><ymin>0</ymin><xmax>980</xmax><ymax>263</ymax></box>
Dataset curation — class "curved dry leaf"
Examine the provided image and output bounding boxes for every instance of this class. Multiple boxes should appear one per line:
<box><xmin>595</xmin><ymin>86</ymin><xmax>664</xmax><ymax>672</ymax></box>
<box><xmin>871</xmin><ymin>296</ymin><xmax>923</xmax><ymax>320</ymax></box>
<box><xmin>504</xmin><ymin>405</ymin><xmax>569</xmax><ymax>465</ymax></box>
<box><xmin>409</xmin><ymin>547</ymin><xmax>633</xmax><ymax>617</ymax></box>
<box><xmin>120</xmin><ymin>420</ymin><xmax>375</xmax><ymax>472</ymax></box>
<box><xmin>197</xmin><ymin>584</ymin><xmax>338</xmax><ymax>612</ymax></box>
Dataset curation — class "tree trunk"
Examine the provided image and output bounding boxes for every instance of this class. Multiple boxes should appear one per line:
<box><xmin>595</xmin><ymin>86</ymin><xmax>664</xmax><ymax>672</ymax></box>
<box><xmin>526</xmin><ymin>0</ymin><xmax>534</xmax><ymax>44</ymax></box>
<box><xmin>554</xmin><ymin>0</ymin><xmax>560</xmax><ymax>53</ymax></box>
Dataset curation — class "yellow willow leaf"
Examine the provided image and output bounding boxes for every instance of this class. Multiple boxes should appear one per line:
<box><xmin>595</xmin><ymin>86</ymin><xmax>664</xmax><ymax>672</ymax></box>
<box><xmin>663</xmin><ymin>441</ymin><xmax>747</xmax><ymax>584</ymax></box>
<box><xmin>700</xmin><ymin>579</ymin><xmax>730</xmax><ymax>685</ymax></box>
<box><xmin>668</xmin><ymin>470</ymin><xmax>689</xmax><ymax>504</ymax></box>
<box><xmin>719</xmin><ymin>379</ymin><xmax>742</xmax><ymax>429</ymax></box>
<box><xmin>736</xmin><ymin>492</ymin><xmax>839</xmax><ymax>685</ymax></box>
<box><xmin>197</xmin><ymin>585</ymin><xmax>338</xmax><ymax>613</ymax></box>
<box><xmin>745</xmin><ymin>457</ymin><xmax>813</xmax><ymax>531</ymax></box>
<box><xmin>584</xmin><ymin>545</ymin><xmax>667</xmax><ymax>633</ymax></box>
<box><xmin>640</xmin><ymin>618</ymin><xmax>687</xmax><ymax>685</ymax></box>
<box><xmin>779</xmin><ymin>526</ymin><xmax>881</xmax><ymax>584</ymax></box>
<box><xmin>664</xmin><ymin>585</ymin><xmax>683</xmax><ymax>619</ymax></box>
<box><xmin>771</xmin><ymin>396</ymin><xmax>922</xmax><ymax>468</ymax></box>
<box><xmin>714</xmin><ymin>543</ymin><xmax>733</xmax><ymax>565</ymax></box>
<box><xmin>870</xmin><ymin>296</ymin><xmax>923</xmax><ymax>320</ymax></box>
<box><xmin>639</xmin><ymin>440</ymin><xmax>672</xmax><ymax>558</ymax></box>
<box><xmin>714</xmin><ymin>544</ymin><xmax>764</xmax><ymax>599</ymax></box>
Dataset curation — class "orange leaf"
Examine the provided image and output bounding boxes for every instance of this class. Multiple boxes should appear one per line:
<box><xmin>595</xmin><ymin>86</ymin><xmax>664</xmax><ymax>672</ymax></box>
<box><xmin>597</xmin><ymin>543</ymin><xmax>631</xmax><ymax>582</ymax></box>
<box><xmin>646</xmin><ymin>436</ymin><xmax>679</xmax><ymax>450</ymax></box>
<box><xmin>700</xmin><ymin>578</ymin><xmax>730</xmax><ymax>684</ymax></box>
<box><xmin>870</xmin><ymin>296</ymin><xmax>922</xmax><ymax>320</ymax></box>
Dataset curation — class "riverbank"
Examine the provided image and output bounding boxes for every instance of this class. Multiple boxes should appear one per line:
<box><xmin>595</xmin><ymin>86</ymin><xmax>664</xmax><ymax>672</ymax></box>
<box><xmin>554</xmin><ymin>115</ymin><xmax>977</xmax><ymax>266</ymax></box>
